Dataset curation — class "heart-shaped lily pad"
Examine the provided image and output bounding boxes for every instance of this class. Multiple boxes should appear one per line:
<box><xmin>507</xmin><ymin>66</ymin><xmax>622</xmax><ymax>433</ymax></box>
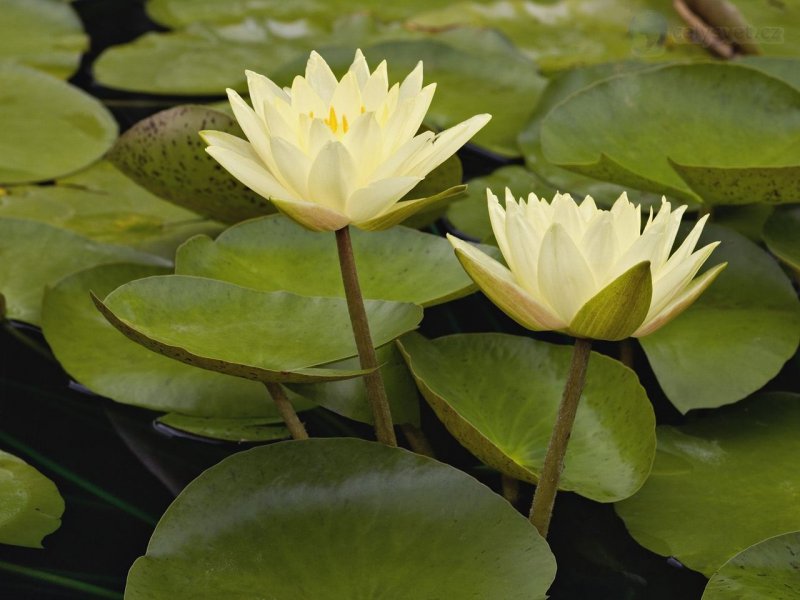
<box><xmin>640</xmin><ymin>224</ymin><xmax>800</xmax><ymax>413</ymax></box>
<box><xmin>96</xmin><ymin>275</ymin><xmax>423</xmax><ymax>383</ymax></box>
<box><xmin>155</xmin><ymin>413</ymin><xmax>289</xmax><ymax>442</ymax></box>
<box><xmin>176</xmin><ymin>216</ymin><xmax>483</xmax><ymax>307</ymax></box>
<box><xmin>0</xmin><ymin>219</ymin><xmax>166</xmax><ymax>325</ymax></box>
<box><xmin>764</xmin><ymin>206</ymin><xmax>800</xmax><ymax>272</ymax></box>
<box><xmin>42</xmin><ymin>263</ymin><xmax>311</xmax><ymax>418</ymax></box>
<box><xmin>541</xmin><ymin>63</ymin><xmax>800</xmax><ymax>204</ymax></box>
<box><xmin>0</xmin><ymin>65</ymin><xmax>117</xmax><ymax>184</ymax></box>
<box><xmin>615</xmin><ymin>393</ymin><xmax>800</xmax><ymax>577</ymax></box>
<box><xmin>702</xmin><ymin>531</ymin><xmax>800</xmax><ymax>600</ymax></box>
<box><xmin>0</xmin><ymin>0</ymin><xmax>87</xmax><ymax>79</ymax></box>
<box><xmin>0</xmin><ymin>449</ymin><xmax>64</xmax><ymax>548</ymax></box>
<box><xmin>125</xmin><ymin>438</ymin><xmax>556</xmax><ymax>599</ymax></box>
<box><xmin>108</xmin><ymin>105</ymin><xmax>274</xmax><ymax>223</ymax></box>
<box><xmin>397</xmin><ymin>332</ymin><xmax>656</xmax><ymax>503</ymax></box>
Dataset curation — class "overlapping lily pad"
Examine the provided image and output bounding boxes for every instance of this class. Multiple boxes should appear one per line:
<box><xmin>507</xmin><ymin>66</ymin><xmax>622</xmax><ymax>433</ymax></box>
<box><xmin>738</xmin><ymin>57</ymin><xmax>800</xmax><ymax>91</ymax></box>
<box><xmin>733</xmin><ymin>1</ymin><xmax>800</xmax><ymax>57</ymax></box>
<box><xmin>541</xmin><ymin>63</ymin><xmax>800</xmax><ymax>204</ymax></box>
<box><xmin>176</xmin><ymin>216</ymin><xmax>484</xmax><ymax>307</ymax></box>
<box><xmin>640</xmin><ymin>224</ymin><xmax>800</xmax><ymax>413</ymax></box>
<box><xmin>155</xmin><ymin>414</ymin><xmax>289</xmax><ymax>442</ymax></box>
<box><xmin>0</xmin><ymin>450</ymin><xmax>64</xmax><ymax>548</ymax></box>
<box><xmin>125</xmin><ymin>438</ymin><xmax>557</xmax><ymax>599</ymax></box>
<box><xmin>702</xmin><ymin>531</ymin><xmax>800</xmax><ymax>600</ymax></box>
<box><xmin>0</xmin><ymin>65</ymin><xmax>117</xmax><ymax>184</ymax></box>
<box><xmin>96</xmin><ymin>275</ymin><xmax>423</xmax><ymax>383</ymax></box>
<box><xmin>397</xmin><ymin>332</ymin><xmax>656</xmax><ymax>502</ymax></box>
<box><xmin>0</xmin><ymin>219</ymin><xmax>166</xmax><ymax>325</ymax></box>
<box><xmin>616</xmin><ymin>393</ymin><xmax>800</xmax><ymax>577</ymax></box>
<box><xmin>764</xmin><ymin>206</ymin><xmax>800</xmax><ymax>272</ymax></box>
<box><xmin>0</xmin><ymin>0</ymin><xmax>87</xmax><ymax>79</ymax></box>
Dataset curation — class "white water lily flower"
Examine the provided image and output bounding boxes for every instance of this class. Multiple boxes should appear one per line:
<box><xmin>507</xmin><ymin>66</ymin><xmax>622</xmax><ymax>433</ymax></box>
<box><xmin>200</xmin><ymin>50</ymin><xmax>491</xmax><ymax>232</ymax></box>
<box><xmin>448</xmin><ymin>190</ymin><xmax>726</xmax><ymax>340</ymax></box>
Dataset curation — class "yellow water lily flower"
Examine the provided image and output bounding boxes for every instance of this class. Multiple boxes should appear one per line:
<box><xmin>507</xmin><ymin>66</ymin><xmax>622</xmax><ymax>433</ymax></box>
<box><xmin>201</xmin><ymin>50</ymin><xmax>491</xmax><ymax>232</ymax></box>
<box><xmin>448</xmin><ymin>190</ymin><xmax>726</xmax><ymax>340</ymax></box>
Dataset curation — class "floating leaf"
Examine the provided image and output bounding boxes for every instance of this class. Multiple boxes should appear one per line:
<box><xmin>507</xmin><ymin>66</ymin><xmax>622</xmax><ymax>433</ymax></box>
<box><xmin>736</xmin><ymin>56</ymin><xmax>800</xmax><ymax>90</ymax></box>
<box><xmin>640</xmin><ymin>224</ymin><xmax>800</xmax><ymax>412</ymax></box>
<box><xmin>732</xmin><ymin>1</ymin><xmax>800</xmax><ymax>57</ymax></box>
<box><xmin>125</xmin><ymin>438</ymin><xmax>556</xmax><ymax>599</ymax></box>
<box><xmin>616</xmin><ymin>393</ymin><xmax>800</xmax><ymax>577</ymax></box>
<box><xmin>0</xmin><ymin>450</ymin><xmax>64</xmax><ymax>548</ymax></box>
<box><xmin>156</xmin><ymin>414</ymin><xmax>289</xmax><ymax>442</ymax></box>
<box><xmin>397</xmin><ymin>332</ymin><xmax>656</xmax><ymax>503</ymax></box>
<box><xmin>96</xmin><ymin>275</ymin><xmax>423</xmax><ymax>383</ymax></box>
<box><xmin>108</xmin><ymin>105</ymin><xmax>274</xmax><ymax>223</ymax></box>
<box><xmin>0</xmin><ymin>219</ymin><xmax>166</xmax><ymax>325</ymax></box>
<box><xmin>0</xmin><ymin>65</ymin><xmax>117</xmax><ymax>184</ymax></box>
<box><xmin>763</xmin><ymin>206</ymin><xmax>800</xmax><ymax>272</ymax></box>
<box><xmin>702</xmin><ymin>531</ymin><xmax>800</xmax><ymax>600</ymax></box>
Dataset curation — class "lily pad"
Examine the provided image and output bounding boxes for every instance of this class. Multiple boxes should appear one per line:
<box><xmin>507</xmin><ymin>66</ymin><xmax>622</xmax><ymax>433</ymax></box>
<box><xmin>0</xmin><ymin>0</ymin><xmax>87</xmax><ymax>79</ymax></box>
<box><xmin>0</xmin><ymin>449</ymin><xmax>64</xmax><ymax>548</ymax></box>
<box><xmin>640</xmin><ymin>224</ymin><xmax>800</xmax><ymax>413</ymax></box>
<box><xmin>397</xmin><ymin>332</ymin><xmax>656</xmax><ymax>503</ymax></box>
<box><xmin>176</xmin><ymin>216</ymin><xmax>482</xmax><ymax>307</ymax></box>
<box><xmin>156</xmin><ymin>414</ymin><xmax>290</xmax><ymax>442</ymax></box>
<box><xmin>764</xmin><ymin>206</ymin><xmax>800</xmax><ymax>272</ymax></box>
<box><xmin>615</xmin><ymin>393</ymin><xmax>800</xmax><ymax>577</ymax></box>
<box><xmin>732</xmin><ymin>1</ymin><xmax>800</xmax><ymax>57</ymax></box>
<box><xmin>541</xmin><ymin>63</ymin><xmax>800</xmax><ymax>204</ymax></box>
<box><xmin>42</xmin><ymin>263</ymin><xmax>310</xmax><ymax>418</ymax></box>
<box><xmin>125</xmin><ymin>438</ymin><xmax>556</xmax><ymax>599</ymax></box>
<box><xmin>0</xmin><ymin>219</ymin><xmax>166</xmax><ymax>325</ymax></box>
<box><xmin>1</xmin><ymin>161</ymin><xmax>220</xmax><ymax>258</ymax></box>
<box><xmin>737</xmin><ymin>56</ymin><xmax>800</xmax><ymax>91</ymax></box>
<box><xmin>702</xmin><ymin>531</ymin><xmax>800</xmax><ymax>600</ymax></box>
<box><xmin>96</xmin><ymin>275</ymin><xmax>423</xmax><ymax>383</ymax></box>
<box><xmin>0</xmin><ymin>65</ymin><xmax>117</xmax><ymax>184</ymax></box>
<box><xmin>108</xmin><ymin>105</ymin><xmax>274</xmax><ymax>223</ymax></box>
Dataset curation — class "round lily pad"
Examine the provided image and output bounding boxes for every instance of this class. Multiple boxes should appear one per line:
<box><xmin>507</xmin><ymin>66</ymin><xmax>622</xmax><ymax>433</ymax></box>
<box><xmin>42</xmin><ymin>263</ymin><xmax>309</xmax><ymax>418</ymax></box>
<box><xmin>616</xmin><ymin>393</ymin><xmax>800</xmax><ymax>577</ymax></box>
<box><xmin>702</xmin><ymin>531</ymin><xmax>800</xmax><ymax>600</ymax></box>
<box><xmin>541</xmin><ymin>63</ymin><xmax>800</xmax><ymax>204</ymax></box>
<box><xmin>0</xmin><ymin>0</ymin><xmax>87</xmax><ymax>79</ymax></box>
<box><xmin>640</xmin><ymin>224</ymin><xmax>800</xmax><ymax>413</ymax></box>
<box><xmin>125</xmin><ymin>438</ymin><xmax>557</xmax><ymax>599</ymax></box>
<box><xmin>176</xmin><ymin>216</ymin><xmax>480</xmax><ymax>307</ymax></box>
<box><xmin>764</xmin><ymin>206</ymin><xmax>800</xmax><ymax>272</ymax></box>
<box><xmin>156</xmin><ymin>414</ymin><xmax>289</xmax><ymax>443</ymax></box>
<box><xmin>97</xmin><ymin>275</ymin><xmax>423</xmax><ymax>383</ymax></box>
<box><xmin>0</xmin><ymin>449</ymin><xmax>64</xmax><ymax>548</ymax></box>
<box><xmin>397</xmin><ymin>332</ymin><xmax>656</xmax><ymax>503</ymax></box>
<box><xmin>0</xmin><ymin>219</ymin><xmax>166</xmax><ymax>325</ymax></box>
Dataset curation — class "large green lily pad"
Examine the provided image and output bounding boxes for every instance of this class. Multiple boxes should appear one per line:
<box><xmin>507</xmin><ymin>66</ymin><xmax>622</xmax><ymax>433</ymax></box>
<box><xmin>97</xmin><ymin>275</ymin><xmax>423</xmax><ymax>383</ymax></box>
<box><xmin>702</xmin><ymin>531</ymin><xmax>800</xmax><ymax>600</ymax></box>
<box><xmin>764</xmin><ymin>206</ymin><xmax>800</xmax><ymax>272</ymax></box>
<box><xmin>0</xmin><ymin>219</ymin><xmax>166</xmax><ymax>325</ymax></box>
<box><xmin>733</xmin><ymin>1</ymin><xmax>800</xmax><ymax>57</ymax></box>
<box><xmin>108</xmin><ymin>105</ymin><xmax>274</xmax><ymax>223</ymax></box>
<box><xmin>397</xmin><ymin>332</ymin><xmax>656</xmax><ymax>503</ymax></box>
<box><xmin>616</xmin><ymin>393</ymin><xmax>800</xmax><ymax>577</ymax></box>
<box><xmin>0</xmin><ymin>449</ymin><xmax>64</xmax><ymax>548</ymax></box>
<box><xmin>0</xmin><ymin>65</ymin><xmax>117</xmax><ymax>184</ymax></box>
<box><xmin>42</xmin><ymin>263</ymin><xmax>310</xmax><ymax>418</ymax></box>
<box><xmin>640</xmin><ymin>224</ymin><xmax>800</xmax><ymax>413</ymax></box>
<box><xmin>1</xmin><ymin>161</ymin><xmax>219</xmax><ymax>258</ymax></box>
<box><xmin>737</xmin><ymin>57</ymin><xmax>800</xmax><ymax>91</ymax></box>
<box><xmin>541</xmin><ymin>63</ymin><xmax>800</xmax><ymax>204</ymax></box>
<box><xmin>125</xmin><ymin>438</ymin><xmax>556</xmax><ymax>599</ymax></box>
<box><xmin>0</xmin><ymin>0</ymin><xmax>87</xmax><ymax>79</ymax></box>
<box><xmin>176</xmin><ymin>216</ymin><xmax>482</xmax><ymax>307</ymax></box>
<box><xmin>156</xmin><ymin>413</ymin><xmax>290</xmax><ymax>442</ymax></box>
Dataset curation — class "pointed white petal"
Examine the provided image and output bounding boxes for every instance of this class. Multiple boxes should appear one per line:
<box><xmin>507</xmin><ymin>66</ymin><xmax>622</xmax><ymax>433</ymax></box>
<box><xmin>505</xmin><ymin>200</ymin><xmax>543</xmax><ymax>295</ymax></box>
<box><xmin>330</xmin><ymin>71</ymin><xmax>363</xmax><ymax>123</ymax></box>
<box><xmin>371</xmin><ymin>131</ymin><xmax>435</xmax><ymax>180</ymax></box>
<box><xmin>346</xmin><ymin>176</ymin><xmax>421</xmax><ymax>222</ymax></box>
<box><xmin>487</xmin><ymin>190</ymin><xmax>512</xmax><ymax>268</ymax></box>
<box><xmin>362</xmin><ymin>60</ymin><xmax>388</xmax><ymax>110</ymax></box>
<box><xmin>290</xmin><ymin>75</ymin><xmax>326</xmax><ymax>117</ymax></box>
<box><xmin>307</xmin><ymin>141</ymin><xmax>357</xmax><ymax>214</ymax></box>
<box><xmin>348</xmin><ymin>48</ymin><xmax>370</xmax><ymax>88</ymax></box>
<box><xmin>581</xmin><ymin>212</ymin><xmax>619</xmax><ymax>284</ymax></box>
<box><xmin>226</xmin><ymin>89</ymin><xmax>272</xmax><ymax>164</ymax></box>
<box><xmin>399</xmin><ymin>61</ymin><xmax>423</xmax><ymax>99</ymax></box>
<box><xmin>304</xmin><ymin>51</ymin><xmax>339</xmax><ymax>103</ymax></box>
<box><xmin>245</xmin><ymin>70</ymin><xmax>289</xmax><ymax>120</ymax></box>
<box><xmin>270</xmin><ymin>137</ymin><xmax>311</xmax><ymax>198</ymax></box>
<box><xmin>205</xmin><ymin>146</ymin><xmax>293</xmax><ymax>201</ymax></box>
<box><xmin>405</xmin><ymin>113</ymin><xmax>491</xmax><ymax>176</ymax></box>
<box><xmin>649</xmin><ymin>241</ymin><xmax>720</xmax><ymax>316</ymax></box>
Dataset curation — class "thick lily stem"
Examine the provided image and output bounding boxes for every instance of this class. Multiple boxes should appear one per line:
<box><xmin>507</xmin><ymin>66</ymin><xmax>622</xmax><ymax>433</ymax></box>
<box><xmin>264</xmin><ymin>382</ymin><xmax>308</xmax><ymax>441</ymax></box>
<box><xmin>529</xmin><ymin>338</ymin><xmax>592</xmax><ymax>537</ymax></box>
<box><xmin>335</xmin><ymin>226</ymin><xmax>398</xmax><ymax>447</ymax></box>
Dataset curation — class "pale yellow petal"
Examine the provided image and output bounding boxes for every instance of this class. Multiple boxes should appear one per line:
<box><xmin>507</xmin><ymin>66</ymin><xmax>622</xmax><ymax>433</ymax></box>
<box><xmin>346</xmin><ymin>176</ymin><xmax>421</xmax><ymax>223</ymax></box>
<box><xmin>405</xmin><ymin>113</ymin><xmax>491</xmax><ymax>176</ymax></box>
<box><xmin>362</xmin><ymin>60</ymin><xmax>388</xmax><ymax>110</ymax></box>
<box><xmin>399</xmin><ymin>61</ymin><xmax>423</xmax><ymax>99</ymax></box>
<box><xmin>270</xmin><ymin>137</ymin><xmax>311</xmax><ymax>198</ymax></box>
<box><xmin>304</xmin><ymin>51</ymin><xmax>338</xmax><ymax>103</ymax></box>
<box><xmin>649</xmin><ymin>241</ymin><xmax>720</xmax><ymax>316</ymax></box>
<box><xmin>371</xmin><ymin>131</ymin><xmax>435</xmax><ymax>180</ymax></box>
<box><xmin>270</xmin><ymin>196</ymin><xmax>350</xmax><ymax>232</ymax></box>
<box><xmin>307</xmin><ymin>141</ymin><xmax>356</xmax><ymax>214</ymax></box>
<box><xmin>205</xmin><ymin>146</ymin><xmax>292</xmax><ymax>201</ymax></box>
<box><xmin>348</xmin><ymin>48</ymin><xmax>370</xmax><ymax>88</ymax></box>
<box><xmin>245</xmin><ymin>70</ymin><xmax>289</xmax><ymax>120</ymax></box>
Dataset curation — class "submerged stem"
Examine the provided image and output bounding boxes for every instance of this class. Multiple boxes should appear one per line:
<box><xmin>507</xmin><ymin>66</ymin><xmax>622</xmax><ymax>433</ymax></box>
<box><xmin>335</xmin><ymin>226</ymin><xmax>397</xmax><ymax>446</ymax></box>
<box><xmin>529</xmin><ymin>337</ymin><xmax>592</xmax><ymax>537</ymax></box>
<box><xmin>264</xmin><ymin>383</ymin><xmax>308</xmax><ymax>440</ymax></box>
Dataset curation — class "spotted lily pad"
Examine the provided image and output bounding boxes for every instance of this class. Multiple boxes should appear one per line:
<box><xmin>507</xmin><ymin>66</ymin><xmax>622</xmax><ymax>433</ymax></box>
<box><xmin>125</xmin><ymin>438</ymin><xmax>557</xmax><ymax>599</ymax></box>
<box><xmin>764</xmin><ymin>206</ymin><xmax>800</xmax><ymax>272</ymax></box>
<box><xmin>397</xmin><ymin>332</ymin><xmax>656</xmax><ymax>503</ymax></box>
<box><xmin>156</xmin><ymin>414</ymin><xmax>290</xmax><ymax>442</ymax></box>
<box><xmin>108</xmin><ymin>105</ymin><xmax>273</xmax><ymax>223</ymax></box>
<box><xmin>0</xmin><ymin>450</ymin><xmax>64</xmax><ymax>548</ymax></box>
<box><xmin>640</xmin><ymin>224</ymin><xmax>800</xmax><ymax>413</ymax></box>
<box><xmin>96</xmin><ymin>275</ymin><xmax>423</xmax><ymax>383</ymax></box>
<box><xmin>0</xmin><ymin>65</ymin><xmax>117</xmax><ymax>184</ymax></box>
<box><xmin>702</xmin><ymin>531</ymin><xmax>800</xmax><ymax>600</ymax></box>
<box><xmin>616</xmin><ymin>393</ymin><xmax>800</xmax><ymax>577</ymax></box>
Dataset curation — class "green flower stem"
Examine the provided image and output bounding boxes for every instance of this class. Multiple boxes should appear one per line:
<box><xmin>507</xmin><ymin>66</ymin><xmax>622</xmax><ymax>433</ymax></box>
<box><xmin>529</xmin><ymin>337</ymin><xmax>592</xmax><ymax>537</ymax></box>
<box><xmin>335</xmin><ymin>226</ymin><xmax>397</xmax><ymax>447</ymax></box>
<box><xmin>264</xmin><ymin>383</ymin><xmax>308</xmax><ymax>440</ymax></box>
